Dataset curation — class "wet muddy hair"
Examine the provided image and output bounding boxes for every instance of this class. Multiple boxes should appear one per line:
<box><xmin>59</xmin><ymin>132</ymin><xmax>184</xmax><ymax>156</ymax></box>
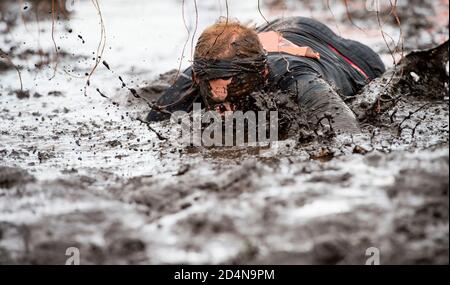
<box><xmin>194</xmin><ymin>19</ymin><xmax>265</xmax><ymax>60</ymax></box>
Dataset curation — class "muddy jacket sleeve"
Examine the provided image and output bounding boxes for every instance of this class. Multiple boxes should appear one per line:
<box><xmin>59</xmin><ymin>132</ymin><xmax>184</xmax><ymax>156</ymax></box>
<box><xmin>146</xmin><ymin>67</ymin><xmax>199</xmax><ymax>122</ymax></box>
<box><xmin>286</xmin><ymin>73</ymin><xmax>360</xmax><ymax>133</ymax></box>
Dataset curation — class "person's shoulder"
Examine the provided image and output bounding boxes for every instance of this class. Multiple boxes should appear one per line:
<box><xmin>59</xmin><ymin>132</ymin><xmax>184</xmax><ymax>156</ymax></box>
<box><xmin>266</xmin><ymin>53</ymin><xmax>320</xmax><ymax>89</ymax></box>
<box><xmin>267</xmin><ymin>53</ymin><xmax>317</xmax><ymax>73</ymax></box>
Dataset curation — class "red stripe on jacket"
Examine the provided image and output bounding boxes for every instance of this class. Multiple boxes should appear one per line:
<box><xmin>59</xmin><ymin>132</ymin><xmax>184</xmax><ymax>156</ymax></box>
<box><xmin>328</xmin><ymin>44</ymin><xmax>369</xmax><ymax>79</ymax></box>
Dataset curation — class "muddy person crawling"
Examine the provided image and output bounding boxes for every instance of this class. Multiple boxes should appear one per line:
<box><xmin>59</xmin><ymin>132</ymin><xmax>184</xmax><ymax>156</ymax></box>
<box><xmin>146</xmin><ymin>17</ymin><xmax>386</xmax><ymax>133</ymax></box>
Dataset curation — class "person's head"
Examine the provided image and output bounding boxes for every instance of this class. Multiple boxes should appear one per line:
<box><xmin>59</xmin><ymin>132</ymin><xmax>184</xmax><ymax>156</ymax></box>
<box><xmin>192</xmin><ymin>19</ymin><xmax>268</xmax><ymax>112</ymax></box>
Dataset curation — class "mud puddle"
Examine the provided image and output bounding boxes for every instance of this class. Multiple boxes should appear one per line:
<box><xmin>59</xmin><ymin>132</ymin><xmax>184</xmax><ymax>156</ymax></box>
<box><xmin>0</xmin><ymin>0</ymin><xmax>448</xmax><ymax>264</ymax></box>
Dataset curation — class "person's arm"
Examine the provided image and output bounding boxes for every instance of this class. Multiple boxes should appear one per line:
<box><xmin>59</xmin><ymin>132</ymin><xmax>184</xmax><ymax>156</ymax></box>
<box><xmin>146</xmin><ymin>67</ymin><xmax>199</xmax><ymax>122</ymax></box>
<box><xmin>286</xmin><ymin>74</ymin><xmax>360</xmax><ymax>133</ymax></box>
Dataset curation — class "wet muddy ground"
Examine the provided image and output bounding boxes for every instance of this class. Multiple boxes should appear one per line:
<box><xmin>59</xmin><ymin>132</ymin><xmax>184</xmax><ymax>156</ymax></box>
<box><xmin>0</xmin><ymin>0</ymin><xmax>449</xmax><ymax>264</ymax></box>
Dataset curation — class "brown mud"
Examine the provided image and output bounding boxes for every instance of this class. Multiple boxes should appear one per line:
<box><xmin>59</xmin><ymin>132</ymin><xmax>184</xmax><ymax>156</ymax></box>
<box><xmin>0</xmin><ymin>0</ymin><xmax>448</xmax><ymax>264</ymax></box>
<box><xmin>1</xmin><ymin>41</ymin><xmax>448</xmax><ymax>264</ymax></box>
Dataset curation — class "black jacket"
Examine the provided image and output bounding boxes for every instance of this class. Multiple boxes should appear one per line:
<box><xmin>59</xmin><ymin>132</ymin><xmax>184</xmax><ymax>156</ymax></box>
<box><xmin>147</xmin><ymin>17</ymin><xmax>385</xmax><ymax>132</ymax></box>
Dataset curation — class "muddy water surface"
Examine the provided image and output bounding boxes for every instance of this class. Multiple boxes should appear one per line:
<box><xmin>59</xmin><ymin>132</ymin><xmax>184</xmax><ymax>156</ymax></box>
<box><xmin>0</xmin><ymin>0</ymin><xmax>448</xmax><ymax>264</ymax></box>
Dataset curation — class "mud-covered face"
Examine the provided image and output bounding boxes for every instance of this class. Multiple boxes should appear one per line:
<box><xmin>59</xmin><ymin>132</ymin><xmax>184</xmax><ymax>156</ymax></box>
<box><xmin>192</xmin><ymin>55</ymin><xmax>268</xmax><ymax>114</ymax></box>
<box><xmin>196</xmin><ymin>72</ymin><xmax>266</xmax><ymax>114</ymax></box>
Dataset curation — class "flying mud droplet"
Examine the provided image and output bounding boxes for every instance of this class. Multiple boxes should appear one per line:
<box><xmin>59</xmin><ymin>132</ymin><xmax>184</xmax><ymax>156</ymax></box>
<box><xmin>77</xmin><ymin>35</ymin><xmax>85</xmax><ymax>44</ymax></box>
<box><xmin>119</xmin><ymin>76</ymin><xmax>126</xmax><ymax>88</ymax></box>
<box><xmin>102</xmin><ymin>60</ymin><xmax>111</xmax><ymax>70</ymax></box>
<box><xmin>96</xmin><ymin>88</ymin><xmax>108</xmax><ymax>98</ymax></box>
<box><xmin>129</xmin><ymin>88</ymin><xmax>138</xmax><ymax>98</ymax></box>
